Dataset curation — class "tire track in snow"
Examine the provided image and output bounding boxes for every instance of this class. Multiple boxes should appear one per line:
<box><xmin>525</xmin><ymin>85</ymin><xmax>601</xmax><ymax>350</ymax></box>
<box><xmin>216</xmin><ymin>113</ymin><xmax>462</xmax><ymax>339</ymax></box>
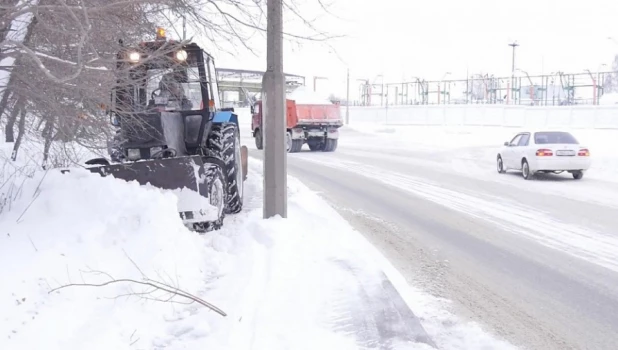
<box><xmin>296</xmin><ymin>156</ymin><xmax>618</xmax><ymax>273</ymax></box>
<box><xmin>322</xmin><ymin>258</ymin><xmax>435</xmax><ymax>350</ymax></box>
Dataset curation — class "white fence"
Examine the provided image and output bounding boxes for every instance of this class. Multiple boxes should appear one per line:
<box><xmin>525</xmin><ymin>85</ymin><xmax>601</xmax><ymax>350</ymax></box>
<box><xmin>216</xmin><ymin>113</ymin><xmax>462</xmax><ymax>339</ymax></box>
<box><xmin>348</xmin><ymin>105</ymin><xmax>618</xmax><ymax>129</ymax></box>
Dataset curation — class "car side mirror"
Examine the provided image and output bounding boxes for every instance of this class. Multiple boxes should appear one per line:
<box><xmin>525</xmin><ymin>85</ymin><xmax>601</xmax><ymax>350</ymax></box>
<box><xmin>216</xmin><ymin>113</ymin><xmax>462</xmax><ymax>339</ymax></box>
<box><xmin>250</xmin><ymin>106</ymin><xmax>255</xmax><ymax>114</ymax></box>
<box><xmin>504</xmin><ymin>141</ymin><xmax>509</xmax><ymax>146</ymax></box>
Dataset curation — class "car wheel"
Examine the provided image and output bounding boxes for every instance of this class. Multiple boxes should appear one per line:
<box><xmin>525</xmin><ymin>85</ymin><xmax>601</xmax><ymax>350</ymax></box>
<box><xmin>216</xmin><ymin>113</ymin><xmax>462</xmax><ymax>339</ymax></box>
<box><xmin>497</xmin><ymin>156</ymin><xmax>506</xmax><ymax>174</ymax></box>
<box><xmin>522</xmin><ymin>159</ymin><xmax>533</xmax><ymax>180</ymax></box>
<box><xmin>572</xmin><ymin>171</ymin><xmax>584</xmax><ymax>180</ymax></box>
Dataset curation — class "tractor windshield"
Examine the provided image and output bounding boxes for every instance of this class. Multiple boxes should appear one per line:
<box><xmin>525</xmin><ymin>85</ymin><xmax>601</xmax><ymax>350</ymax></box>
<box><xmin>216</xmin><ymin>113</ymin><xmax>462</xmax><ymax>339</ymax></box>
<box><xmin>114</xmin><ymin>44</ymin><xmax>212</xmax><ymax>116</ymax></box>
<box><xmin>146</xmin><ymin>67</ymin><xmax>202</xmax><ymax>111</ymax></box>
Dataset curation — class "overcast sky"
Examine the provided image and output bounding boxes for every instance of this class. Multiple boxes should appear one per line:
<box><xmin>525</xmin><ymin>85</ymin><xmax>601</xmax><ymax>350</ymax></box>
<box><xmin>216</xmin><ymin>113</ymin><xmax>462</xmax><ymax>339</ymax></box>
<box><xmin>207</xmin><ymin>0</ymin><xmax>618</xmax><ymax>96</ymax></box>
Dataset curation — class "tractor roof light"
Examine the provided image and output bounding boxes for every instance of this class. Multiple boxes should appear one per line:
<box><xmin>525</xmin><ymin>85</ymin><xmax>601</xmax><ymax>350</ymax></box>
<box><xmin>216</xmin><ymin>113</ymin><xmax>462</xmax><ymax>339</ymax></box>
<box><xmin>175</xmin><ymin>49</ymin><xmax>188</xmax><ymax>61</ymax></box>
<box><xmin>128</xmin><ymin>51</ymin><xmax>140</xmax><ymax>63</ymax></box>
<box><xmin>156</xmin><ymin>27</ymin><xmax>166</xmax><ymax>40</ymax></box>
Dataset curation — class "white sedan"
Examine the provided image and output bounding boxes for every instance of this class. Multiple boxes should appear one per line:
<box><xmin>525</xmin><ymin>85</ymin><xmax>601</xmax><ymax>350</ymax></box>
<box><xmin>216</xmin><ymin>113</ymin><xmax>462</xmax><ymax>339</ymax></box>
<box><xmin>496</xmin><ymin>130</ymin><xmax>591</xmax><ymax>180</ymax></box>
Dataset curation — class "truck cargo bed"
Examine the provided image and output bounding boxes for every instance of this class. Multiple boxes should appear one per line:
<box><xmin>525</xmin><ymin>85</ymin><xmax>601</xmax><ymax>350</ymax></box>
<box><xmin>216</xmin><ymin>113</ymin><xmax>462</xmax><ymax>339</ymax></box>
<box><xmin>287</xmin><ymin>100</ymin><xmax>342</xmax><ymax>127</ymax></box>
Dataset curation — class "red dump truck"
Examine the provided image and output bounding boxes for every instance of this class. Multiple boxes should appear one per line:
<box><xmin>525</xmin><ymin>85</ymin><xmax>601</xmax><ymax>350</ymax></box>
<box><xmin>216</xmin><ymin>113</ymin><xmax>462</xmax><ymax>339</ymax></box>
<box><xmin>251</xmin><ymin>94</ymin><xmax>343</xmax><ymax>153</ymax></box>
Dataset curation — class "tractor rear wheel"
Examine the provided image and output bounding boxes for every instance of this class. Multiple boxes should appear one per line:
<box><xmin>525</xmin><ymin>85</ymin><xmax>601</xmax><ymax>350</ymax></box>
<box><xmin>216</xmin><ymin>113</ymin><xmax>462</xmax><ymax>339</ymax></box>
<box><xmin>207</xmin><ymin>122</ymin><xmax>244</xmax><ymax>214</ymax></box>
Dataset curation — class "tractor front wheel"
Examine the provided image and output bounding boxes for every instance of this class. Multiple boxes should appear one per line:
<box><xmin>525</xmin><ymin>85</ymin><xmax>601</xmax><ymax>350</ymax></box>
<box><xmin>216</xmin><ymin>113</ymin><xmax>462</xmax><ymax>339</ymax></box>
<box><xmin>192</xmin><ymin>163</ymin><xmax>226</xmax><ymax>232</ymax></box>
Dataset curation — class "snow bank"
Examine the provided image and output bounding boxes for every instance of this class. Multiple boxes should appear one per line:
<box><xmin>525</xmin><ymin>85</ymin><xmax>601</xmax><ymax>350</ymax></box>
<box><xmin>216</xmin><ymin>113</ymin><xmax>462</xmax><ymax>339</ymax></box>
<box><xmin>1</xmin><ymin>129</ymin><xmax>516</xmax><ymax>349</ymax></box>
<box><xmin>287</xmin><ymin>85</ymin><xmax>333</xmax><ymax>105</ymax></box>
<box><xmin>0</xmin><ymin>158</ymin><xmax>433</xmax><ymax>349</ymax></box>
<box><xmin>0</xmin><ymin>167</ymin><xmax>227</xmax><ymax>349</ymax></box>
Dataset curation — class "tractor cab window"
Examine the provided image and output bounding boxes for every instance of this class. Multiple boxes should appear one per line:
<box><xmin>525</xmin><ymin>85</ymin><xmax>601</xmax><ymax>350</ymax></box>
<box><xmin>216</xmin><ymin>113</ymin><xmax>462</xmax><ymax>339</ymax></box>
<box><xmin>146</xmin><ymin>67</ymin><xmax>202</xmax><ymax>111</ymax></box>
<box><xmin>205</xmin><ymin>55</ymin><xmax>221</xmax><ymax>110</ymax></box>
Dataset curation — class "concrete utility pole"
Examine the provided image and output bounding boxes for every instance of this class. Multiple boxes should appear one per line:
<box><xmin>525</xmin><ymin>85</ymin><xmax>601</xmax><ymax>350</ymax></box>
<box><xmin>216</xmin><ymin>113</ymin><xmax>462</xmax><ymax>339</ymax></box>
<box><xmin>509</xmin><ymin>41</ymin><xmax>519</xmax><ymax>104</ymax></box>
<box><xmin>346</xmin><ymin>68</ymin><xmax>350</xmax><ymax>124</ymax></box>
<box><xmin>262</xmin><ymin>0</ymin><xmax>287</xmax><ymax>219</ymax></box>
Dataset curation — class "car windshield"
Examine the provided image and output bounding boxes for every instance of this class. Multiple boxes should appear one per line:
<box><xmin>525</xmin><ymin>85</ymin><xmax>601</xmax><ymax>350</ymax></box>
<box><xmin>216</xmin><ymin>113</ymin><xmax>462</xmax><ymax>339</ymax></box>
<box><xmin>534</xmin><ymin>131</ymin><xmax>578</xmax><ymax>144</ymax></box>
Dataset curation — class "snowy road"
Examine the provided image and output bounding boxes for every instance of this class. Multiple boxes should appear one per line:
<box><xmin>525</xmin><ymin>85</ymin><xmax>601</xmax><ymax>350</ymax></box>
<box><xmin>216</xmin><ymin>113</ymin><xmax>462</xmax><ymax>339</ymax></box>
<box><xmin>242</xmin><ymin>125</ymin><xmax>618</xmax><ymax>350</ymax></box>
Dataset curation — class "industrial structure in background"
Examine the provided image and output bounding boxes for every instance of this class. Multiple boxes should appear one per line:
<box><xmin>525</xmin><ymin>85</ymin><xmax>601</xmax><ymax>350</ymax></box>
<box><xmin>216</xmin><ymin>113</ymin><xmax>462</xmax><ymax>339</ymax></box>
<box><xmin>215</xmin><ymin>68</ymin><xmax>617</xmax><ymax>107</ymax></box>
<box><xmin>355</xmin><ymin>70</ymin><xmax>615</xmax><ymax>107</ymax></box>
<box><xmin>216</xmin><ymin>68</ymin><xmax>305</xmax><ymax>107</ymax></box>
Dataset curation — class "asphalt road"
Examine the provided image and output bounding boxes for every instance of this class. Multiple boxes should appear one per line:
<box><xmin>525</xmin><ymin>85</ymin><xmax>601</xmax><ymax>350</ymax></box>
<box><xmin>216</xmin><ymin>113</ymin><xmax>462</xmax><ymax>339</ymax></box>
<box><xmin>241</xmin><ymin>126</ymin><xmax>618</xmax><ymax>350</ymax></box>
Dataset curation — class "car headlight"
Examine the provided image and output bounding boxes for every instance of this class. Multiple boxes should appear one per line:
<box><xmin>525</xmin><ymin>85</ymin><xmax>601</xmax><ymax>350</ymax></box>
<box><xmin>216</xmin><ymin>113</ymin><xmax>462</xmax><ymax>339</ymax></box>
<box><xmin>127</xmin><ymin>148</ymin><xmax>141</xmax><ymax>160</ymax></box>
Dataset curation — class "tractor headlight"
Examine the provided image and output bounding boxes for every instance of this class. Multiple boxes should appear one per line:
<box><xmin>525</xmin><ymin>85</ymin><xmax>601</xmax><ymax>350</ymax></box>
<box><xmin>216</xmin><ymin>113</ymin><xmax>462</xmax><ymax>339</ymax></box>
<box><xmin>128</xmin><ymin>51</ymin><xmax>140</xmax><ymax>63</ymax></box>
<box><xmin>175</xmin><ymin>50</ymin><xmax>188</xmax><ymax>61</ymax></box>
<box><xmin>127</xmin><ymin>148</ymin><xmax>141</xmax><ymax>160</ymax></box>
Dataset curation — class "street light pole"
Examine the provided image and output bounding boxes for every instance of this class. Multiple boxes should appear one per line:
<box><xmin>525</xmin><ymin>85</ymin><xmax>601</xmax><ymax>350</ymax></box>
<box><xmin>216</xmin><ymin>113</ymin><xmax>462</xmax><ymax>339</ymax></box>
<box><xmin>262</xmin><ymin>0</ymin><xmax>286</xmax><ymax>219</ymax></box>
<box><xmin>509</xmin><ymin>41</ymin><xmax>519</xmax><ymax>104</ymax></box>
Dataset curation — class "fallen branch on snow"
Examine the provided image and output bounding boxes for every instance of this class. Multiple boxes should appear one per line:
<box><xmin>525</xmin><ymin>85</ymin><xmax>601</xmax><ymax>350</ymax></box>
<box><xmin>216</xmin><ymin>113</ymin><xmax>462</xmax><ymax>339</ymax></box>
<box><xmin>49</xmin><ymin>277</ymin><xmax>226</xmax><ymax>317</ymax></box>
<box><xmin>49</xmin><ymin>252</ymin><xmax>226</xmax><ymax>317</ymax></box>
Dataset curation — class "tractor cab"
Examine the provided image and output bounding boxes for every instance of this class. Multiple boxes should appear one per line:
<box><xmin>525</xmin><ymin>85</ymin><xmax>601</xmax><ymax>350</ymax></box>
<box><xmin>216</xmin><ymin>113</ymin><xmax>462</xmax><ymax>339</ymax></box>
<box><xmin>82</xmin><ymin>27</ymin><xmax>246</xmax><ymax>233</ymax></box>
<box><xmin>108</xmin><ymin>27</ymin><xmax>222</xmax><ymax>161</ymax></box>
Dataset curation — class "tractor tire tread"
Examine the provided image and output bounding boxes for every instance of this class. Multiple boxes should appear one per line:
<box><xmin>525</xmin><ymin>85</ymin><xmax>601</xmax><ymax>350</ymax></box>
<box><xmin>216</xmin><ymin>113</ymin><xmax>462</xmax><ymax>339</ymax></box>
<box><xmin>193</xmin><ymin>163</ymin><xmax>225</xmax><ymax>232</ymax></box>
<box><xmin>206</xmin><ymin>122</ymin><xmax>244</xmax><ymax>214</ymax></box>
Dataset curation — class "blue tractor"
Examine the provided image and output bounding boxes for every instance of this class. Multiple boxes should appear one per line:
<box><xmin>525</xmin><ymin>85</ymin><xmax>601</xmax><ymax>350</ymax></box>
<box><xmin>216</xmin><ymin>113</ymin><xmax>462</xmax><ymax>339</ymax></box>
<box><xmin>85</xmin><ymin>29</ymin><xmax>247</xmax><ymax>232</ymax></box>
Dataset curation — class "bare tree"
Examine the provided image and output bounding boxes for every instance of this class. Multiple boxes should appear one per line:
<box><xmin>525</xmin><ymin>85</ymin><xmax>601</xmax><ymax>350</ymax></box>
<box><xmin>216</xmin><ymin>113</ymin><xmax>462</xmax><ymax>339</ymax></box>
<box><xmin>0</xmin><ymin>0</ymin><xmax>339</xmax><ymax>166</ymax></box>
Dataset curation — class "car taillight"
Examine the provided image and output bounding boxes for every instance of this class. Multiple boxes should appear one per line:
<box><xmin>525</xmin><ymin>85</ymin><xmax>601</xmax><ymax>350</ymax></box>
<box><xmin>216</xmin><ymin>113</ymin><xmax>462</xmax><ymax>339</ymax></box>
<box><xmin>536</xmin><ymin>149</ymin><xmax>553</xmax><ymax>156</ymax></box>
<box><xmin>578</xmin><ymin>148</ymin><xmax>590</xmax><ymax>156</ymax></box>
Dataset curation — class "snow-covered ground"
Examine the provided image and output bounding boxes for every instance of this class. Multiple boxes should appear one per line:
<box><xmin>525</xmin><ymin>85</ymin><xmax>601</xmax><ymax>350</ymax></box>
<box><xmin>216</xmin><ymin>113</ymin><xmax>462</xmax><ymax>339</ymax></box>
<box><xmin>249</xmin><ymin>114</ymin><xmax>618</xmax><ymax>349</ymax></box>
<box><xmin>0</xmin><ymin>132</ymin><xmax>519</xmax><ymax>349</ymax></box>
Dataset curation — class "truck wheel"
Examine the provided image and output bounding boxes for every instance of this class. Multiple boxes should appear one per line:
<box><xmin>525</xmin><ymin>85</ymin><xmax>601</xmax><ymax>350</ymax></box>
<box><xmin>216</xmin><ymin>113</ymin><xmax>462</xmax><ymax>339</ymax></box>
<box><xmin>255</xmin><ymin>129</ymin><xmax>263</xmax><ymax>150</ymax></box>
<box><xmin>292</xmin><ymin>139</ymin><xmax>303</xmax><ymax>152</ymax></box>
<box><xmin>206</xmin><ymin>122</ymin><xmax>244</xmax><ymax>214</ymax></box>
<box><xmin>330</xmin><ymin>139</ymin><xmax>338</xmax><ymax>152</ymax></box>
<box><xmin>286</xmin><ymin>131</ymin><xmax>302</xmax><ymax>153</ymax></box>
<box><xmin>308</xmin><ymin>142</ymin><xmax>323</xmax><ymax>151</ymax></box>
<box><xmin>286</xmin><ymin>131</ymin><xmax>293</xmax><ymax>152</ymax></box>
<box><xmin>323</xmin><ymin>139</ymin><xmax>338</xmax><ymax>152</ymax></box>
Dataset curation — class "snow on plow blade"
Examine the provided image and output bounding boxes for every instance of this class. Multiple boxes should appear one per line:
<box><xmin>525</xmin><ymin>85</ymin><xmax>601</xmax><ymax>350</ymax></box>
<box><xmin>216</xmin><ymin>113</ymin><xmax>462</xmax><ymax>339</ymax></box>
<box><xmin>84</xmin><ymin>156</ymin><xmax>214</xmax><ymax>224</ymax></box>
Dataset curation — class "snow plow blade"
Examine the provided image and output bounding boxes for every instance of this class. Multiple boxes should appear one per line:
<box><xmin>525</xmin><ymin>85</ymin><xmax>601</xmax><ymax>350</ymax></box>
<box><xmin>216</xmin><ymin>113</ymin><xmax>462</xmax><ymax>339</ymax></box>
<box><xmin>84</xmin><ymin>156</ymin><xmax>214</xmax><ymax>225</ymax></box>
<box><xmin>86</xmin><ymin>156</ymin><xmax>204</xmax><ymax>192</ymax></box>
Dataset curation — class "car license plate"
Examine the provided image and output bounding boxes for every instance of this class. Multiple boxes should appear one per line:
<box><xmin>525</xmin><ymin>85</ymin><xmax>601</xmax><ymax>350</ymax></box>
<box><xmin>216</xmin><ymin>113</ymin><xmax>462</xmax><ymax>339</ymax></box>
<box><xmin>556</xmin><ymin>150</ymin><xmax>575</xmax><ymax>156</ymax></box>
